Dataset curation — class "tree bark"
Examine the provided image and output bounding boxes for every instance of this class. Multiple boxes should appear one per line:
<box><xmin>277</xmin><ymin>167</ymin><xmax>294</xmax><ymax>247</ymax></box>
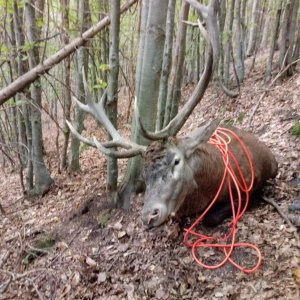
<box><xmin>60</xmin><ymin>0</ymin><xmax>71</xmax><ymax>171</ymax></box>
<box><xmin>68</xmin><ymin>0</ymin><xmax>90</xmax><ymax>172</ymax></box>
<box><xmin>265</xmin><ymin>2</ymin><xmax>282</xmax><ymax>82</ymax></box>
<box><xmin>119</xmin><ymin>0</ymin><xmax>168</xmax><ymax>208</ymax></box>
<box><xmin>164</xmin><ymin>1</ymin><xmax>190</xmax><ymax>127</ymax></box>
<box><xmin>156</xmin><ymin>0</ymin><xmax>176</xmax><ymax>131</ymax></box>
<box><xmin>24</xmin><ymin>0</ymin><xmax>53</xmax><ymax>196</ymax></box>
<box><xmin>246</xmin><ymin>0</ymin><xmax>260</xmax><ymax>57</ymax></box>
<box><xmin>234</xmin><ymin>0</ymin><xmax>244</xmax><ymax>83</ymax></box>
<box><xmin>106</xmin><ymin>0</ymin><xmax>120</xmax><ymax>197</ymax></box>
<box><xmin>223</xmin><ymin>0</ymin><xmax>235</xmax><ymax>86</ymax></box>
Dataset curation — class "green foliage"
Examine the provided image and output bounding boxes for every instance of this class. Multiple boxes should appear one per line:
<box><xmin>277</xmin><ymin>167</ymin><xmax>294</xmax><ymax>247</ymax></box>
<box><xmin>223</xmin><ymin>118</ymin><xmax>235</xmax><ymax>126</ymax></box>
<box><xmin>290</xmin><ymin>122</ymin><xmax>300</xmax><ymax>137</ymax></box>
<box><xmin>22</xmin><ymin>41</ymin><xmax>38</xmax><ymax>52</ymax></box>
<box><xmin>93</xmin><ymin>78</ymin><xmax>107</xmax><ymax>90</ymax></box>
<box><xmin>99</xmin><ymin>64</ymin><xmax>109</xmax><ymax>72</ymax></box>
<box><xmin>237</xmin><ymin>112</ymin><xmax>245</xmax><ymax>124</ymax></box>
<box><xmin>36</xmin><ymin>17</ymin><xmax>43</xmax><ymax>29</ymax></box>
<box><xmin>79</xmin><ymin>142</ymin><xmax>89</xmax><ymax>153</ymax></box>
<box><xmin>97</xmin><ymin>209</ymin><xmax>112</xmax><ymax>227</ymax></box>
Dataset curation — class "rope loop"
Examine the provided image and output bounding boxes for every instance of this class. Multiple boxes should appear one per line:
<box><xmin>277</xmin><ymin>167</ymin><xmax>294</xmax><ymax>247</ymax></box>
<box><xmin>183</xmin><ymin>127</ymin><xmax>261</xmax><ymax>273</ymax></box>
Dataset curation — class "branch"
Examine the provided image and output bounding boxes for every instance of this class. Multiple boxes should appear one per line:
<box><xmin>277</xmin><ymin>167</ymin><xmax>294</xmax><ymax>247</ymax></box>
<box><xmin>262</xmin><ymin>196</ymin><xmax>299</xmax><ymax>241</ymax></box>
<box><xmin>0</xmin><ymin>0</ymin><xmax>138</xmax><ymax>105</ymax></box>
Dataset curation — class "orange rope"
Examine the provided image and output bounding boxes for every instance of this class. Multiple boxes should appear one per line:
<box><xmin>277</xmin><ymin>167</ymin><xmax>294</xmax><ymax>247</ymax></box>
<box><xmin>183</xmin><ymin>127</ymin><xmax>262</xmax><ymax>273</ymax></box>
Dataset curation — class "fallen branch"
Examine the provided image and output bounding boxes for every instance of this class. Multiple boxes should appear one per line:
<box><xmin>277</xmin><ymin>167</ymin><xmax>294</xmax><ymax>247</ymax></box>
<box><xmin>262</xmin><ymin>196</ymin><xmax>299</xmax><ymax>241</ymax></box>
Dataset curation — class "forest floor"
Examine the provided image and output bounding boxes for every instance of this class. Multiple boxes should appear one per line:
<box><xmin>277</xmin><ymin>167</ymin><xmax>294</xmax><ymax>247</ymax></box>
<box><xmin>0</xmin><ymin>55</ymin><xmax>300</xmax><ymax>299</ymax></box>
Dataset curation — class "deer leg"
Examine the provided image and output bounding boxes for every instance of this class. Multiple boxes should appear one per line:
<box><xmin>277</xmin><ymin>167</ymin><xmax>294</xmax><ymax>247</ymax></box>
<box><xmin>203</xmin><ymin>191</ymin><xmax>263</xmax><ymax>227</ymax></box>
<box><xmin>202</xmin><ymin>201</ymin><xmax>235</xmax><ymax>227</ymax></box>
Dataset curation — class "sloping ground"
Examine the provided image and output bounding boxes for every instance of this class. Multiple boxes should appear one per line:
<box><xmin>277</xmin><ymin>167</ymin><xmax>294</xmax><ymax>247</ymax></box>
<box><xmin>0</xmin><ymin>58</ymin><xmax>299</xmax><ymax>299</ymax></box>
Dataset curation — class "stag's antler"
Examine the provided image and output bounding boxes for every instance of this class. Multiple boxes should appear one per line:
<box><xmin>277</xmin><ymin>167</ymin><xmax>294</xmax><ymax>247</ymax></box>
<box><xmin>66</xmin><ymin>72</ymin><xmax>146</xmax><ymax>158</ymax></box>
<box><xmin>136</xmin><ymin>1</ymin><xmax>218</xmax><ymax>140</ymax></box>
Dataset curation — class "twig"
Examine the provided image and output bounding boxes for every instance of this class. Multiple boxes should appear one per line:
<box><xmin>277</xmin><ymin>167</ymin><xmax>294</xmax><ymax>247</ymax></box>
<box><xmin>48</xmin><ymin>229</ymin><xmax>81</xmax><ymax>267</ymax></box>
<box><xmin>0</xmin><ymin>251</ymin><xmax>11</xmax><ymax>268</ymax></box>
<box><xmin>0</xmin><ymin>268</ymin><xmax>47</xmax><ymax>294</ymax></box>
<box><xmin>0</xmin><ymin>203</ymin><xmax>5</xmax><ymax>215</ymax></box>
<box><xmin>262</xmin><ymin>196</ymin><xmax>299</xmax><ymax>241</ymax></box>
<box><xmin>248</xmin><ymin>90</ymin><xmax>267</xmax><ymax>127</ymax></box>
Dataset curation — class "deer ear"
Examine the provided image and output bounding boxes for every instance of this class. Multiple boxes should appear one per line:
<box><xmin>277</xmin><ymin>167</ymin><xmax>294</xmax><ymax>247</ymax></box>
<box><xmin>180</xmin><ymin>119</ymin><xmax>220</xmax><ymax>158</ymax></box>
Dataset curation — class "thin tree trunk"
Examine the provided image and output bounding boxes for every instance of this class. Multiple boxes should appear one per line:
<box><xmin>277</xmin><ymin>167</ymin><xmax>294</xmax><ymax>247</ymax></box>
<box><xmin>223</xmin><ymin>0</ymin><xmax>235</xmax><ymax>86</ymax></box>
<box><xmin>218</xmin><ymin>0</ymin><xmax>226</xmax><ymax>79</ymax></box>
<box><xmin>12</xmin><ymin>1</ymin><xmax>33</xmax><ymax>190</ymax></box>
<box><xmin>246</xmin><ymin>0</ymin><xmax>260</xmax><ymax>57</ymax></box>
<box><xmin>265</xmin><ymin>3</ymin><xmax>282</xmax><ymax>82</ymax></box>
<box><xmin>24</xmin><ymin>0</ymin><xmax>53</xmax><ymax>196</ymax></box>
<box><xmin>164</xmin><ymin>1</ymin><xmax>190</xmax><ymax>127</ymax></box>
<box><xmin>156</xmin><ymin>0</ymin><xmax>176</xmax><ymax>131</ymax></box>
<box><xmin>60</xmin><ymin>0</ymin><xmax>71</xmax><ymax>171</ymax></box>
<box><xmin>69</xmin><ymin>0</ymin><xmax>90</xmax><ymax>172</ymax></box>
<box><xmin>234</xmin><ymin>0</ymin><xmax>244</xmax><ymax>83</ymax></box>
<box><xmin>106</xmin><ymin>0</ymin><xmax>120</xmax><ymax>198</ymax></box>
<box><xmin>261</xmin><ymin>1</ymin><xmax>272</xmax><ymax>49</ymax></box>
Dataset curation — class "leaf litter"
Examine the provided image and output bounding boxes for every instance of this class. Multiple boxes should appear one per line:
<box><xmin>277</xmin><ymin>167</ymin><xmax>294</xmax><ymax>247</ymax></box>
<box><xmin>0</xmin><ymin>55</ymin><xmax>299</xmax><ymax>299</ymax></box>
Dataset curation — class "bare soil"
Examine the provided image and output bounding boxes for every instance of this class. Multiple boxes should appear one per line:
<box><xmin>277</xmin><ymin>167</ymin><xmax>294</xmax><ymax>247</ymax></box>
<box><xmin>0</xmin><ymin>56</ymin><xmax>299</xmax><ymax>299</ymax></box>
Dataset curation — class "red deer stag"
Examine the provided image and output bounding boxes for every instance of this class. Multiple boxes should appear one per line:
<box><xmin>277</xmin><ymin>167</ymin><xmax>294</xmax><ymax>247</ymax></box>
<box><xmin>67</xmin><ymin>0</ymin><xmax>277</xmax><ymax>228</ymax></box>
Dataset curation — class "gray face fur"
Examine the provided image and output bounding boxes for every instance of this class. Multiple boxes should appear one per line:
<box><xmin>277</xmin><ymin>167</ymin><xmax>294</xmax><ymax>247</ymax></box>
<box><xmin>140</xmin><ymin>120</ymin><xmax>220</xmax><ymax>227</ymax></box>
<box><xmin>141</xmin><ymin>141</ymin><xmax>194</xmax><ymax>227</ymax></box>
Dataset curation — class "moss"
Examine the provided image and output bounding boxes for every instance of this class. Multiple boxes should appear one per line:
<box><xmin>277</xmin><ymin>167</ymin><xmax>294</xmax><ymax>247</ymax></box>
<box><xmin>79</xmin><ymin>142</ymin><xmax>89</xmax><ymax>154</ymax></box>
<box><xmin>22</xmin><ymin>235</ymin><xmax>56</xmax><ymax>265</ymax></box>
<box><xmin>223</xmin><ymin>118</ymin><xmax>235</xmax><ymax>126</ymax></box>
<box><xmin>290</xmin><ymin>122</ymin><xmax>300</xmax><ymax>137</ymax></box>
<box><xmin>97</xmin><ymin>209</ymin><xmax>112</xmax><ymax>227</ymax></box>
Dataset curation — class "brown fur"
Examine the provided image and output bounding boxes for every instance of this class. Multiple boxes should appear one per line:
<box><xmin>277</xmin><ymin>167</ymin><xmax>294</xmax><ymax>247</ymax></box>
<box><xmin>143</xmin><ymin>126</ymin><xmax>278</xmax><ymax>221</ymax></box>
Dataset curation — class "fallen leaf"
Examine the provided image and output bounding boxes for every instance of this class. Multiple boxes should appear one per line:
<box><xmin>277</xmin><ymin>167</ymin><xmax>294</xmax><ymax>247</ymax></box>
<box><xmin>86</xmin><ymin>256</ymin><xmax>97</xmax><ymax>267</ymax></box>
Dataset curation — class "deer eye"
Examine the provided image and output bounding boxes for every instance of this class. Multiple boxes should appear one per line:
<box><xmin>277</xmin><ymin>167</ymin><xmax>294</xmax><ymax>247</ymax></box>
<box><xmin>174</xmin><ymin>158</ymin><xmax>180</xmax><ymax>166</ymax></box>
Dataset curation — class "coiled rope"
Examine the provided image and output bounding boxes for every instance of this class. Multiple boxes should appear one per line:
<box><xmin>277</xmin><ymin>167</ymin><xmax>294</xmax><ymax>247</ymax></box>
<box><xmin>183</xmin><ymin>127</ymin><xmax>262</xmax><ymax>273</ymax></box>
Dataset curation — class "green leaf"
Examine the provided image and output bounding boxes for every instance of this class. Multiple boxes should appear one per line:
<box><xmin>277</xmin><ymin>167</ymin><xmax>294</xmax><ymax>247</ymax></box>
<box><xmin>290</xmin><ymin>122</ymin><xmax>300</xmax><ymax>137</ymax></box>
<box><xmin>99</xmin><ymin>64</ymin><xmax>109</xmax><ymax>71</ymax></box>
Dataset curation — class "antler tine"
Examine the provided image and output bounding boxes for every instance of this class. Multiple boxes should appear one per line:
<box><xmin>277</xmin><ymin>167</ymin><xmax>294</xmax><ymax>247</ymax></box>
<box><xmin>136</xmin><ymin>18</ymin><xmax>213</xmax><ymax>140</ymax></box>
<box><xmin>93</xmin><ymin>137</ymin><xmax>145</xmax><ymax>158</ymax></box>
<box><xmin>67</xmin><ymin>71</ymin><xmax>146</xmax><ymax>158</ymax></box>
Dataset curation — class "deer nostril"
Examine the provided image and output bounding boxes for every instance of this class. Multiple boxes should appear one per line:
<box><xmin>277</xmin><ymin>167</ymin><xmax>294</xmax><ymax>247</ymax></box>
<box><xmin>147</xmin><ymin>209</ymin><xmax>161</xmax><ymax>225</ymax></box>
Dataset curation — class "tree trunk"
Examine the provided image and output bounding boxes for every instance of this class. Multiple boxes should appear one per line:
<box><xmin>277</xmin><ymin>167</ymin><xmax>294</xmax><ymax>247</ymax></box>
<box><xmin>69</xmin><ymin>0</ymin><xmax>90</xmax><ymax>172</ymax></box>
<box><xmin>234</xmin><ymin>0</ymin><xmax>244</xmax><ymax>83</ymax></box>
<box><xmin>119</xmin><ymin>0</ymin><xmax>168</xmax><ymax>208</ymax></box>
<box><xmin>164</xmin><ymin>1</ymin><xmax>190</xmax><ymax>127</ymax></box>
<box><xmin>223</xmin><ymin>0</ymin><xmax>235</xmax><ymax>86</ymax></box>
<box><xmin>106</xmin><ymin>0</ymin><xmax>120</xmax><ymax>198</ymax></box>
<box><xmin>12</xmin><ymin>1</ymin><xmax>33</xmax><ymax>190</ymax></box>
<box><xmin>265</xmin><ymin>2</ymin><xmax>282</xmax><ymax>82</ymax></box>
<box><xmin>246</xmin><ymin>0</ymin><xmax>260</xmax><ymax>57</ymax></box>
<box><xmin>60</xmin><ymin>0</ymin><xmax>71</xmax><ymax>171</ymax></box>
<box><xmin>286</xmin><ymin>0</ymin><xmax>299</xmax><ymax>75</ymax></box>
<box><xmin>24</xmin><ymin>0</ymin><xmax>53</xmax><ymax>196</ymax></box>
<box><xmin>218</xmin><ymin>0</ymin><xmax>226</xmax><ymax>79</ymax></box>
<box><xmin>156</xmin><ymin>0</ymin><xmax>176</xmax><ymax>131</ymax></box>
